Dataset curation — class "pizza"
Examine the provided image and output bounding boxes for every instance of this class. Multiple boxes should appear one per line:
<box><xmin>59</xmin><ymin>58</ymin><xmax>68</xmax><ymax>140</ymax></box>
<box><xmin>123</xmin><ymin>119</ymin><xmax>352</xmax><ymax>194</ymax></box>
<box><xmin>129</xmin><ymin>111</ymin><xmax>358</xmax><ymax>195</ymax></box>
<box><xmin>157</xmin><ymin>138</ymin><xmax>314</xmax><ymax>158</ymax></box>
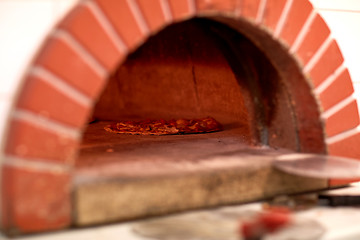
<box><xmin>104</xmin><ymin>116</ymin><xmax>223</xmax><ymax>135</ymax></box>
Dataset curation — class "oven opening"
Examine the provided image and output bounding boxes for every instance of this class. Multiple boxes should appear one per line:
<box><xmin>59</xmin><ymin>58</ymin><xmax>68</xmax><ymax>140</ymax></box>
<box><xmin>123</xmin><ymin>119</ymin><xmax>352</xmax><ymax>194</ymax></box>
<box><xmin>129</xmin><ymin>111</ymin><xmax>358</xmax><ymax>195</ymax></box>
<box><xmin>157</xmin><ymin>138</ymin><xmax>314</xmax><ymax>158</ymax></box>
<box><xmin>79</xmin><ymin>17</ymin><xmax>299</xmax><ymax>158</ymax></box>
<box><xmin>73</xmin><ymin>18</ymin><xmax>326</xmax><ymax>226</ymax></box>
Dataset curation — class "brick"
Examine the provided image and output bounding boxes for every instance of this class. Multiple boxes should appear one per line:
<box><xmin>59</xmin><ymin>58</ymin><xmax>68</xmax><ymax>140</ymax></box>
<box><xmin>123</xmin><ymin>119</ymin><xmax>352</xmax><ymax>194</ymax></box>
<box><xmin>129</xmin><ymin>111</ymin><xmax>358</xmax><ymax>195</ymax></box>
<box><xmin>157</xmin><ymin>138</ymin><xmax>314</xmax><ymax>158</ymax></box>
<box><xmin>35</xmin><ymin>37</ymin><xmax>105</xmax><ymax>98</ymax></box>
<box><xmin>295</xmin><ymin>14</ymin><xmax>330</xmax><ymax>65</ymax></box>
<box><xmin>279</xmin><ymin>0</ymin><xmax>312</xmax><ymax>46</ymax></box>
<box><xmin>328</xmin><ymin>132</ymin><xmax>360</xmax><ymax>186</ymax></box>
<box><xmin>137</xmin><ymin>0</ymin><xmax>168</xmax><ymax>31</ymax></box>
<box><xmin>95</xmin><ymin>0</ymin><xmax>145</xmax><ymax>49</ymax></box>
<box><xmin>59</xmin><ymin>4</ymin><xmax>124</xmax><ymax>70</ymax></box>
<box><xmin>325</xmin><ymin>100</ymin><xmax>359</xmax><ymax>137</ymax></box>
<box><xmin>16</xmin><ymin>75</ymin><xmax>90</xmax><ymax>128</ymax></box>
<box><xmin>195</xmin><ymin>0</ymin><xmax>238</xmax><ymax>14</ymax></box>
<box><xmin>5</xmin><ymin>119</ymin><xmax>79</xmax><ymax>164</ymax></box>
<box><xmin>240</xmin><ymin>0</ymin><xmax>261</xmax><ymax>21</ymax></box>
<box><xmin>328</xmin><ymin>132</ymin><xmax>360</xmax><ymax>160</ymax></box>
<box><xmin>168</xmin><ymin>0</ymin><xmax>192</xmax><ymax>21</ymax></box>
<box><xmin>262</xmin><ymin>0</ymin><xmax>288</xmax><ymax>31</ymax></box>
<box><xmin>330</xmin><ymin>178</ymin><xmax>360</xmax><ymax>187</ymax></box>
<box><xmin>319</xmin><ymin>69</ymin><xmax>354</xmax><ymax>111</ymax></box>
<box><xmin>1</xmin><ymin>165</ymin><xmax>71</xmax><ymax>233</ymax></box>
<box><xmin>308</xmin><ymin>40</ymin><xmax>344</xmax><ymax>87</ymax></box>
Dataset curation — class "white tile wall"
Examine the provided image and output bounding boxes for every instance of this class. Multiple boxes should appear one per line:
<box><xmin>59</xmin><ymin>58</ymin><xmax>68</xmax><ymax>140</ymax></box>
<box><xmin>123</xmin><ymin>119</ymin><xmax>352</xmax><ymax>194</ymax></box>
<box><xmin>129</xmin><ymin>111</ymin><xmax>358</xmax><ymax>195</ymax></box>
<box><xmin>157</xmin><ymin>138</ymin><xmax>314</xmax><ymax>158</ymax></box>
<box><xmin>310</xmin><ymin>0</ymin><xmax>360</xmax><ymax>11</ymax></box>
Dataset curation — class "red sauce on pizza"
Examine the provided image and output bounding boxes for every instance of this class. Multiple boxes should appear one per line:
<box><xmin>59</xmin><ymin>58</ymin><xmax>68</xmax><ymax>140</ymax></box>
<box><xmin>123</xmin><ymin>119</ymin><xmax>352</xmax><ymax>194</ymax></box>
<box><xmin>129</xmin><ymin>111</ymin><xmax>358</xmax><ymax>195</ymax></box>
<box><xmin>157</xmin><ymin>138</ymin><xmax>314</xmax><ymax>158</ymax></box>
<box><xmin>104</xmin><ymin>117</ymin><xmax>223</xmax><ymax>135</ymax></box>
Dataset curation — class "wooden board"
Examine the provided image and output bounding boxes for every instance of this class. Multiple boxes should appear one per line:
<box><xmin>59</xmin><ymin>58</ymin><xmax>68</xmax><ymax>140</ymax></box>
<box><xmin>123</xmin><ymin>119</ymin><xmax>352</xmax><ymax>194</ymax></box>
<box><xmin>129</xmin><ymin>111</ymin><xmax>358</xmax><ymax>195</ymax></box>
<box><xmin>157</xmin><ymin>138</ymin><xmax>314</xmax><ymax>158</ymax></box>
<box><xmin>74</xmin><ymin>121</ymin><xmax>327</xmax><ymax>226</ymax></box>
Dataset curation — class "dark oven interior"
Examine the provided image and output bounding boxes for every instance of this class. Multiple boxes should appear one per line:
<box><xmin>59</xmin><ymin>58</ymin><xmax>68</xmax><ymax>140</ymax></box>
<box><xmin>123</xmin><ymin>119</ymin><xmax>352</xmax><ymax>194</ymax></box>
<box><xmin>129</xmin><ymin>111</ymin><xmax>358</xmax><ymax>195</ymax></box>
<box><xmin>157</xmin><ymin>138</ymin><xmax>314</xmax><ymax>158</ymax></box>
<box><xmin>78</xmin><ymin>18</ymin><xmax>301</xmax><ymax>159</ymax></box>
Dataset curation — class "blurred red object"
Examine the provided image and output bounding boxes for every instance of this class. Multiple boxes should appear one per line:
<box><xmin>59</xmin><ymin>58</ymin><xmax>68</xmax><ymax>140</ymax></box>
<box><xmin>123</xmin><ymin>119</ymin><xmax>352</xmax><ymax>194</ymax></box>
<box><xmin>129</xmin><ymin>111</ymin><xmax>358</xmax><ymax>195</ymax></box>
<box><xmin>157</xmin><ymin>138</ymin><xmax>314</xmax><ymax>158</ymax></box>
<box><xmin>240</xmin><ymin>207</ymin><xmax>292</xmax><ymax>239</ymax></box>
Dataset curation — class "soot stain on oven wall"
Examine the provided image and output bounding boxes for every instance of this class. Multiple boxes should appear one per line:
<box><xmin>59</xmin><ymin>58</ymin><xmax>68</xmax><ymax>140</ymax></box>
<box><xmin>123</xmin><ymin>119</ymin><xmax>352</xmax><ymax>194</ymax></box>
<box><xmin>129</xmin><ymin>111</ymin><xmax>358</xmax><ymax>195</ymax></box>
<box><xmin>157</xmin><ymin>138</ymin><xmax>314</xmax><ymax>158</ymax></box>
<box><xmin>202</xmin><ymin>19</ymin><xmax>293</xmax><ymax>147</ymax></box>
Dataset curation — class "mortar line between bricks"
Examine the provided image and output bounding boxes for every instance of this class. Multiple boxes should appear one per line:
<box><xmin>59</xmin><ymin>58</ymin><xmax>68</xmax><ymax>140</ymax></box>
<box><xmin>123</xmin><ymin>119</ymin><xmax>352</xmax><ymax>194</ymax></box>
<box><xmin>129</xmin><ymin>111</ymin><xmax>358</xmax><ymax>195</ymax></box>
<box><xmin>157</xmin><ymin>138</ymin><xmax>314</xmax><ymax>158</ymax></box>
<box><xmin>30</xmin><ymin>66</ymin><xmax>92</xmax><ymax>107</ymax></box>
<box><xmin>187</xmin><ymin>0</ymin><xmax>196</xmax><ymax>16</ymax></box>
<box><xmin>315</xmin><ymin>63</ymin><xmax>346</xmax><ymax>95</ymax></box>
<box><xmin>322</xmin><ymin>94</ymin><xmax>356</xmax><ymax>119</ymax></box>
<box><xmin>234</xmin><ymin>0</ymin><xmax>242</xmax><ymax>16</ymax></box>
<box><xmin>274</xmin><ymin>0</ymin><xmax>293</xmax><ymax>37</ymax></box>
<box><xmin>12</xmin><ymin>109</ymin><xmax>81</xmax><ymax>140</ymax></box>
<box><xmin>290</xmin><ymin>9</ymin><xmax>317</xmax><ymax>54</ymax></box>
<box><xmin>52</xmin><ymin>29</ymin><xmax>107</xmax><ymax>79</ymax></box>
<box><xmin>303</xmin><ymin>34</ymin><xmax>332</xmax><ymax>73</ymax></box>
<box><xmin>3</xmin><ymin>155</ymin><xmax>71</xmax><ymax>173</ymax></box>
<box><xmin>85</xmin><ymin>1</ymin><xmax>128</xmax><ymax>54</ymax></box>
<box><xmin>256</xmin><ymin>0</ymin><xmax>267</xmax><ymax>24</ymax></box>
<box><xmin>127</xmin><ymin>0</ymin><xmax>150</xmax><ymax>35</ymax></box>
<box><xmin>326</xmin><ymin>125</ymin><xmax>360</xmax><ymax>145</ymax></box>
<box><xmin>160</xmin><ymin>0</ymin><xmax>173</xmax><ymax>22</ymax></box>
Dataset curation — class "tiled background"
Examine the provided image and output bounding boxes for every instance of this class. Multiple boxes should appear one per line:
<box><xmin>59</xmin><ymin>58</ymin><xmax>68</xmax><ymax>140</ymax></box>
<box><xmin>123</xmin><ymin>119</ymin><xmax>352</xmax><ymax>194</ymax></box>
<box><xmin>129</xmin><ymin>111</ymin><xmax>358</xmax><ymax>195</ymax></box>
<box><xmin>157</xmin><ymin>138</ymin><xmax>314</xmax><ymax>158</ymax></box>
<box><xmin>0</xmin><ymin>0</ymin><xmax>359</xmax><ymax>152</ymax></box>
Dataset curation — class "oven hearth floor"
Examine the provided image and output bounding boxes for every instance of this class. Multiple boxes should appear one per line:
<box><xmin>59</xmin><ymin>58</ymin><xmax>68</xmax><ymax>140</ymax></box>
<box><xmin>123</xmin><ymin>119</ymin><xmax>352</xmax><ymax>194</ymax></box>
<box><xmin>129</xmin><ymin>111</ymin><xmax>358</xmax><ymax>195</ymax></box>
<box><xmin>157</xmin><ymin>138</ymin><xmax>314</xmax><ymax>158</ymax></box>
<box><xmin>73</xmin><ymin>121</ymin><xmax>327</xmax><ymax>226</ymax></box>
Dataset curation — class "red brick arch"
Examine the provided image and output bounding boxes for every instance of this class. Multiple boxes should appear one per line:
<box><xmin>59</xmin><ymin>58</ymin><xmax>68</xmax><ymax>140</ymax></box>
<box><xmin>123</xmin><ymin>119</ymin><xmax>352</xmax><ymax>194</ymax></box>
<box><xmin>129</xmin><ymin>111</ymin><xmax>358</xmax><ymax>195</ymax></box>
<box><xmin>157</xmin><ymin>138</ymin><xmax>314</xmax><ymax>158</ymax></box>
<box><xmin>1</xmin><ymin>0</ymin><xmax>359</xmax><ymax>234</ymax></box>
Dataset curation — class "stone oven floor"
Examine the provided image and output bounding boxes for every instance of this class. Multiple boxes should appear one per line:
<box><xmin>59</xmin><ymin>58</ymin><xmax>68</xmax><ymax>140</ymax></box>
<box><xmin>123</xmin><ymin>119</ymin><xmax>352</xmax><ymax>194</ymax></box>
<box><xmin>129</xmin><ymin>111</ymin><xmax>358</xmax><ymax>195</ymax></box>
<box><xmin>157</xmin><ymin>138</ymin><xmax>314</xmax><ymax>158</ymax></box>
<box><xmin>6</xmin><ymin>182</ymin><xmax>360</xmax><ymax>240</ymax></box>
<box><xmin>75</xmin><ymin>120</ymin><xmax>257</xmax><ymax>181</ymax></box>
<box><xmin>71</xmin><ymin>121</ymin><xmax>326</xmax><ymax>227</ymax></box>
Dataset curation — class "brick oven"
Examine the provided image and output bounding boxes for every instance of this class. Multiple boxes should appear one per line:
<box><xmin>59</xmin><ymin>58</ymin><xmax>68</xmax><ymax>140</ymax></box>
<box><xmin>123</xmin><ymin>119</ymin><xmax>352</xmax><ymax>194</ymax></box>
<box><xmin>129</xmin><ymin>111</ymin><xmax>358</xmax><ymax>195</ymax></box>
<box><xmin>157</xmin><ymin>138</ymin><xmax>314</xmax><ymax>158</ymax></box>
<box><xmin>1</xmin><ymin>0</ymin><xmax>360</xmax><ymax>235</ymax></box>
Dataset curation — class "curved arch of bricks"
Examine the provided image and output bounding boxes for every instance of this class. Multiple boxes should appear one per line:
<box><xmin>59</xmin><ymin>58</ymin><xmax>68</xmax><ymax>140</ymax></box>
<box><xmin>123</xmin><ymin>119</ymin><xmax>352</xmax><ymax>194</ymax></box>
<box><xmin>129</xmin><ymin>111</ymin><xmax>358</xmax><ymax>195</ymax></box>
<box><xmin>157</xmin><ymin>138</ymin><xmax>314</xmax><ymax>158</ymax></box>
<box><xmin>1</xmin><ymin>0</ymin><xmax>359</xmax><ymax>234</ymax></box>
